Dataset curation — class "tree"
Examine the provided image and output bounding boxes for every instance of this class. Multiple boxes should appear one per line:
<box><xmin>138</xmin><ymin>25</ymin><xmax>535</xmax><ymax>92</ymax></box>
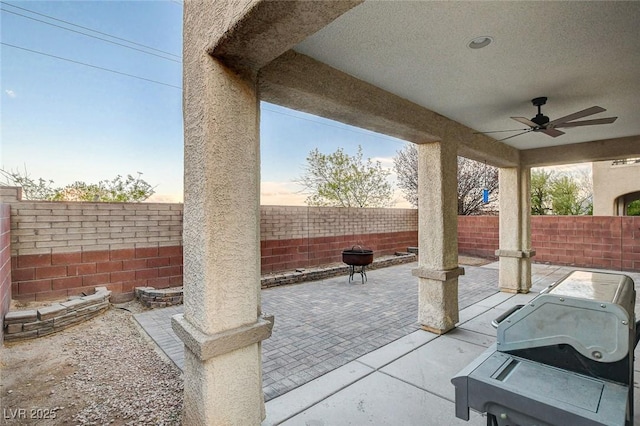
<box><xmin>1</xmin><ymin>168</ymin><xmax>155</xmax><ymax>202</ymax></box>
<box><xmin>530</xmin><ymin>169</ymin><xmax>554</xmax><ymax>215</ymax></box>
<box><xmin>393</xmin><ymin>144</ymin><xmax>418</xmax><ymax>207</ymax></box>
<box><xmin>530</xmin><ymin>168</ymin><xmax>592</xmax><ymax>215</ymax></box>
<box><xmin>550</xmin><ymin>175</ymin><xmax>584</xmax><ymax>215</ymax></box>
<box><xmin>457</xmin><ymin>156</ymin><xmax>499</xmax><ymax>215</ymax></box>
<box><xmin>393</xmin><ymin>144</ymin><xmax>498</xmax><ymax>215</ymax></box>
<box><xmin>297</xmin><ymin>146</ymin><xmax>393</xmax><ymax>208</ymax></box>
<box><xmin>627</xmin><ymin>200</ymin><xmax>640</xmax><ymax>216</ymax></box>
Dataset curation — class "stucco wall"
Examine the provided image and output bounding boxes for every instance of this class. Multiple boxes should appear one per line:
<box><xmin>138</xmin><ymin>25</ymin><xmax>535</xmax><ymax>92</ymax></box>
<box><xmin>593</xmin><ymin>159</ymin><xmax>640</xmax><ymax>216</ymax></box>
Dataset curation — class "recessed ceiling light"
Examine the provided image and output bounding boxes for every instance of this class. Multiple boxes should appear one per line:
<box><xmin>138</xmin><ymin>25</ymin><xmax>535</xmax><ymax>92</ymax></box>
<box><xmin>468</xmin><ymin>36</ymin><xmax>493</xmax><ymax>49</ymax></box>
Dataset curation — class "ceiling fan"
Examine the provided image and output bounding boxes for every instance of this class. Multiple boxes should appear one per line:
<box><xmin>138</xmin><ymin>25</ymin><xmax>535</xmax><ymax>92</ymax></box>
<box><xmin>482</xmin><ymin>97</ymin><xmax>618</xmax><ymax>142</ymax></box>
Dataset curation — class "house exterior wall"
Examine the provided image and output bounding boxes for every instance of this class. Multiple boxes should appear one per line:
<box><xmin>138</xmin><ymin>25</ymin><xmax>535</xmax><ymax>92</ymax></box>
<box><xmin>593</xmin><ymin>159</ymin><xmax>640</xmax><ymax>215</ymax></box>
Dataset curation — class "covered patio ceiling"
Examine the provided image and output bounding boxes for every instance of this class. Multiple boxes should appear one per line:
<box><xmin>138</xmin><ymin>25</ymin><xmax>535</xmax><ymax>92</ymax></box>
<box><xmin>255</xmin><ymin>1</ymin><xmax>640</xmax><ymax>168</ymax></box>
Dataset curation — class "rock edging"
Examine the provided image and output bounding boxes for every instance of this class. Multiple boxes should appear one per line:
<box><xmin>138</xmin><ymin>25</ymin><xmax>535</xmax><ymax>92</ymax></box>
<box><xmin>135</xmin><ymin>287</ymin><xmax>183</xmax><ymax>309</ymax></box>
<box><xmin>3</xmin><ymin>287</ymin><xmax>111</xmax><ymax>342</ymax></box>
<box><xmin>135</xmin><ymin>253</ymin><xmax>418</xmax><ymax>309</ymax></box>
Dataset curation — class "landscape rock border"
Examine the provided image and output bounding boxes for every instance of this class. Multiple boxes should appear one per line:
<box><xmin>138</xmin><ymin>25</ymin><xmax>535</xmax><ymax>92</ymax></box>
<box><xmin>3</xmin><ymin>287</ymin><xmax>111</xmax><ymax>342</ymax></box>
<box><xmin>135</xmin><ymin>252</ymin><xmax>418</xmax><ymax>309</ymax></box>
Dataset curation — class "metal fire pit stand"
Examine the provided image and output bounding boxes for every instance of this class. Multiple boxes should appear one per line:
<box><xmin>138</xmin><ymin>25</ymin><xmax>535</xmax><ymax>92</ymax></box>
<box><xmin>342</xmin><ymin>246</ymin><xmax>374</xmax><ymax>284</ymax></box>
<box><xmin>348</xmin><ymin>264</ymin><xmax>367</xmax><ymax>284</ymax></box>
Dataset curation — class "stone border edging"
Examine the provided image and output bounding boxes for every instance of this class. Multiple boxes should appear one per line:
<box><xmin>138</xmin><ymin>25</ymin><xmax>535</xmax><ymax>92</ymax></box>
<box><xmin>135</xmin><ymin>253</ymin><xmax>418</xmax><ymax>309</ymax></box>
<box><xmin>3</xmin><ymin>287</ymin><xmax>111</xmax><ymax>342</ymax></box>
<box><xmin>261</xmin><ymin>253</ymin><xmax>417</xmax><ymax>288</ymax></box>
<box><xmin>135</xmin><ymin>287</ymin><xmax>183</xmax><ymax>309</ymax></box>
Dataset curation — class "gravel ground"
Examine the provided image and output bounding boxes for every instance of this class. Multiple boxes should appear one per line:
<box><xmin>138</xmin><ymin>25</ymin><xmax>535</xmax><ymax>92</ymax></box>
<box><xmin>0</xmin><ymin>302</ymin><xmax>183</xmax><ymax>425</ymax></box>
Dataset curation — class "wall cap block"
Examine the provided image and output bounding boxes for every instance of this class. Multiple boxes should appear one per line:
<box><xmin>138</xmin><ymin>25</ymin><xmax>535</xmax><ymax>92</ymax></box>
<box><xmin>495</xmin><ymin>249</ymin><xmax>536</xmax><ymax>259</ymax></box>
<box><xmin>412</xmin><ymin>266</ymin><xmax>465</xmax><ymax>281</ymax></box>
<box><xmin>172</xmin><ymin>313</ymin><xmax>274</xmax><ymax>362</ymax></box>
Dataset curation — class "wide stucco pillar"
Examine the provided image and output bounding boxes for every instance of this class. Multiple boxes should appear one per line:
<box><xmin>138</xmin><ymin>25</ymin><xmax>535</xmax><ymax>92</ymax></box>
<box><xmin>497</xmin><ymin>167</ymin><xmax>534</xmax><ymax>293</ymax></box>
<box><xmin>172</xmin><ymin>11</ymin><xmax>272</xmax><ymax>425</ymax></box>
<box><xmin>412</xmin><ymin>141</ymin><xmax>464</xmax><ymax>334</ymax></box>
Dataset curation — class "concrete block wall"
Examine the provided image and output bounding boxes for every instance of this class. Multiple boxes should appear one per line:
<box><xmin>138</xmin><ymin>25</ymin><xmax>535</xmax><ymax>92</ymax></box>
<box><xmin>4</xmin><ymin>187</ymin><xmax>183</xmax><ymax>301</ymax></box>
<box><xmin>457</xmin><ymin>215</ymin><xmax>640</xmax><ymax>272</ymax></box>
<box><xmin>3</xmin><ymin>183</ymin><xmax>638</xmax><ymax>301</ymax></box>
<box><xmin>531</xmin><ymin>216</ymin><xmax>640</xmax><ymax>271</ymax></box>
<box><xmin>0</xmin><ymin>204</ymin><xmax>11</xmax><ymax>341</ymax></box>
<box><xmin>458</xmin><ymin>216</ymin><xmax>499</xmax><ymax>259</ymax></box>
<box><xmin>260</xmin><ymin>206</ymin><xmax>418</xmax><ymax>273</ymax></box>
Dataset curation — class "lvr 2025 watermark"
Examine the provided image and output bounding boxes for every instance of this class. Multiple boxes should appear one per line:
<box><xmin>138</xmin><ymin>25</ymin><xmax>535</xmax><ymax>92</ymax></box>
<box><xmin>3</xmin><ymin>408</ymin><xmax>56</xmax><ymax>420</ymax></box>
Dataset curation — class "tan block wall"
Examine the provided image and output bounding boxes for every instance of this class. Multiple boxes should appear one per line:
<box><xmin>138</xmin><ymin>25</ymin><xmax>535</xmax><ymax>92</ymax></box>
<box><xmin>9</xmin><ymin>200</ymin><xmax>183</xmax><ymax>257</ymax></box>
<box><xmin>1</xmin><ymin>204</ymin><xmax>11</xmax><ymax>340</ymax></box>
<box><xmin>3</xmin><ymin>185</ymin><xmax>637</xmax><ymax>300</ymax></box>
<box><xmin>260</xmin><ymin>206</ymin><xmax>418</xmax><ymax>240</ymax></box>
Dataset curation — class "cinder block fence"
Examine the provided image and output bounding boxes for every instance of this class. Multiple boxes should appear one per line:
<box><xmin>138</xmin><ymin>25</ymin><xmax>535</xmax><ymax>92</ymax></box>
<box><xmin>1</xmin><ymin>186</ymin><xmax>638</xmax><ymax>315</ymax></box>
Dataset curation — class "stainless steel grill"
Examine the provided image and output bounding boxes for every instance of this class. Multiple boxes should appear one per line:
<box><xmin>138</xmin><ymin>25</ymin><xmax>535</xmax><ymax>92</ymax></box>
<box><xmin>452</xmin><ymin>270</ymin><xmax>637</xmax><ymax>426</ymax></box>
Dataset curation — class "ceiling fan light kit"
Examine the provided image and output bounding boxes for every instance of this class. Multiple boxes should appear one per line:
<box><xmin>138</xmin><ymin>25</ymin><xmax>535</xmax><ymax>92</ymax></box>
<box><xmin>482</xmin><ymin>97</ymin><xmax>618</xmax><ymax>142</ymax></box>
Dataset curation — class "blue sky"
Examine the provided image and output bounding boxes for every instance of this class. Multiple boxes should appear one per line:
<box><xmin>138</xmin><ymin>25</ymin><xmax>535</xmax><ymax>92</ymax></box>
<box><xmin>0</xmin><ymin>0</ymin><xmax>411</xmax><ymax>206</ymax></box>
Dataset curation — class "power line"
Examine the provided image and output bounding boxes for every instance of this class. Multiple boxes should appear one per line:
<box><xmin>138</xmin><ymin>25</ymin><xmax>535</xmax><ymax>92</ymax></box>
<box><xmin>1</xmin><ymin>8</ymin><xmax>181</xmax><ymax>63</ymax></box>
<box><xmin>1</xmin><ymin>42</ymin><xmax>182</xmax><ymax>90</ymax></box>
<box><xmin>0</xmin><ymin>1</ymin><xmax>181</xmax><ymax>59</ymax></box>
<box><xmin>261</xmin><ymin>106</ymin><xmax>408</xmax><ymax>146</ymax></box>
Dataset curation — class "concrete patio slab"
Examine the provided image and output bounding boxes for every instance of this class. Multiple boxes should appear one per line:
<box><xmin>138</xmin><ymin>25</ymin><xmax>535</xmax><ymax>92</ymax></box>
<box><xmin>356</xmin><ymin>329</ymin><xmax>437</xmax><ymax>370</ymax></box>
<box><xmin>445</xmin><ymin>327</ymin><xmax>496</xmax><ymax>348</ymax></box>
<box><xmin>457</xmin><ymin>303</ymin><xmax>492</xmax><ymax>324</ymax></box>
<box><xmin>277</xmin><ymin>371</ymin><xmax>486</xmax><ymax>426</ymax></box>
<box><xmin>457</xmin><ymin>306</ymin><xmax>510</xmax><ymax>337</ymax></box>
<box><xmin>379</xmin><ymin>335</ymin><xmax>488</xmax><ymax>402</ymax></box>
<box><xmin>262</xmin><ymin>360</ymin><xmax>374</xmax><ymax>426</ymax></box>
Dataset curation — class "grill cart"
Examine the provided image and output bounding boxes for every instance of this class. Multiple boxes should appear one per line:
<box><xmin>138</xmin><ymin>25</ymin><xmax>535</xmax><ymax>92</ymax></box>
<box><xmin>452</xmin><ymin>270</ymin><xmax>637</xmax><ymax>426</ymax></box>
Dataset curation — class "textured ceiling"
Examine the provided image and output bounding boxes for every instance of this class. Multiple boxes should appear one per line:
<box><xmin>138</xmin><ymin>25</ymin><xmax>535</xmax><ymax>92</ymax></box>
<box><xmin>294</xmin><ymin>1</ymin><xmax>640</xmax><ymax>151</ymax></box>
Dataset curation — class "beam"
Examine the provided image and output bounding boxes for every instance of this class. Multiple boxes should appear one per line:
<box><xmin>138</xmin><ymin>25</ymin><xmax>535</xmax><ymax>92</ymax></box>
<box><xmin>259</xmin><ymin>50</ymin><xmax>519</xmax><ymax>167</ymax></box>
<box><xmin>521</xmin><ymin>135</ymin><xmax>640</xmax><ymax>167</ymax></box>
<box><xmin>202</xmin><ymin>0</ymin><xmax>363</xmax><ymax>72</ymax></box>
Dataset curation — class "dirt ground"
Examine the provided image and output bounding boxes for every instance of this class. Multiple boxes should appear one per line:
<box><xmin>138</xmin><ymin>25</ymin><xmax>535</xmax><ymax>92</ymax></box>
<box><xmin>0</xmin><ymin>301</ymin><xmax>182</xmax><ymax>425</ymax></box>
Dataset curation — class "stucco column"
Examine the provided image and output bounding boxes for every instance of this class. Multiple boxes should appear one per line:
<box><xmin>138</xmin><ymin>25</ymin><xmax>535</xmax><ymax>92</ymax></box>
<box><xmin>171</xmin><ymin>21</ymin><xmax>272</xmax><ymax>425</ymax></box>
<box><xmin>412</xmin><ymin>141</ymin><xmax>464</xmax><ymax>334</ymax></box>
<box><xmin>497</xmin><ymin>167</ymin><xmax>534</xmax><ymax>293</ymax></box>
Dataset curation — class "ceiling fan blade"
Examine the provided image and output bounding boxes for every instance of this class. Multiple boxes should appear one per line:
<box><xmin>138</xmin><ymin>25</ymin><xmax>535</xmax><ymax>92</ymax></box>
<box><xmin>497</xmin><ymin>130</ymin><xmax>533</xmax><ymax>142</ymax></box>
<box><xmin>539</xmin><ymin>128</ymin><xmax>565</xmax><ymax>137</ymax></box>
<box><xmin>553</xmin><ymin>117</ymin><xmax>618</xmax><ymax>128</ymax></box>
<box><xmin>548</xmin><ymin>106</ymin><xmax>606</xmax><ymax>126</ymax></box>
<box><xmin>511</xmin><ymin>117</ymin><xmax>537</xmax><ymax>128</ymax></box>
<box><xmin>473</xmin><ymin>128</ymin><xmax>530</xmax><ymax>134</ymax></box>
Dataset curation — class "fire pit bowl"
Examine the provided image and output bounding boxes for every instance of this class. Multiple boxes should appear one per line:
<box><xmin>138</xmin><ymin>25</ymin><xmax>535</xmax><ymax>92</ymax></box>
<box><xmin>342</xmin><ymin>247</ymin><xmax>374</xmax><ymax>266</ymax></box>
<box><xmin>342</xmin><ymin>246</ymin><xmax>373</xmax><ymax>283</ymax></box>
